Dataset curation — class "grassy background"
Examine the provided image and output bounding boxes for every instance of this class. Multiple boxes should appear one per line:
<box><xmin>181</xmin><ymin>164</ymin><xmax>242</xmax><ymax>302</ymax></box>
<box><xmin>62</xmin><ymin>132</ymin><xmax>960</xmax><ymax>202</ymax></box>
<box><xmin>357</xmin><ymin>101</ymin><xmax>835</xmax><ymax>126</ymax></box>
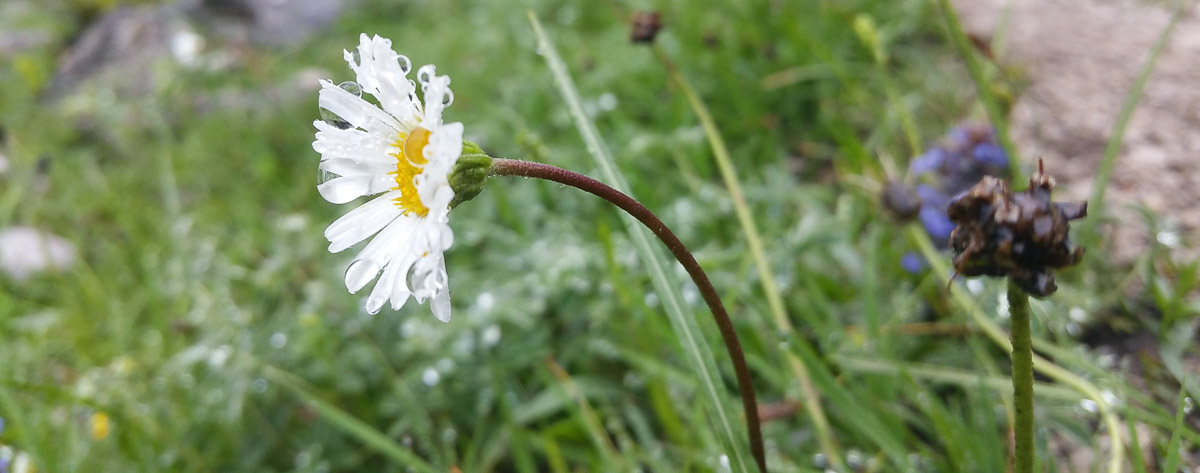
<box><xmin>0</xmin><ymin>0</ymin><xmax>1197</xmax><ymax>471</ymax></box>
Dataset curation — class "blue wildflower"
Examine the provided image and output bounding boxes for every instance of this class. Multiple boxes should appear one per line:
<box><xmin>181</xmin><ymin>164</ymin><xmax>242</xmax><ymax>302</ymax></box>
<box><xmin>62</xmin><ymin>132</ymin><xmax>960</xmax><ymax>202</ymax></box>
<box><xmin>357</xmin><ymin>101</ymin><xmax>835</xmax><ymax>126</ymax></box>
<box><xmin>900</xmin><ymin>253</ymin><xmax>926</xmax><ymax>273</ymax></box>
<box><xmin>909</xmin><ymin>123</ymin><xmax>1010</xmax><ymax>248</ymax></box>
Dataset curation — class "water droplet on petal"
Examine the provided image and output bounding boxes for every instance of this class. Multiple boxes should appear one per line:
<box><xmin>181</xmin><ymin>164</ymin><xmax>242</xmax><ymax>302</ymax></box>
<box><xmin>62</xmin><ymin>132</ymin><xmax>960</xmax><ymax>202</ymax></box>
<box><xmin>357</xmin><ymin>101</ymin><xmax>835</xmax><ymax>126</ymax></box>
<box><xmin>317</xmin><ymin>167</ymin><xmax>338</xmax><ymax>185</ymax></box>
<box><xmin>345</xmin><ymin>260</ymin><xmax>381</xmax><ymax>293</ymax></box>
<box><xmin>397</xmin><ymin>55</ymin><xmax>411</xmax><ymax>74</ymax></box>
<box><xmin>319</xmin><ymin>107</ymin><xmax>351</xmax><ymax>130</ymax></box>
<box><xmin>338</xmin><ymin>81</ymin><xmax>362</xmax><ymax>97</ymax></box>
<box><xmin>350</xmin><ymin>49</ymin><xmax>361</xmax><ymax>64</ymax></box>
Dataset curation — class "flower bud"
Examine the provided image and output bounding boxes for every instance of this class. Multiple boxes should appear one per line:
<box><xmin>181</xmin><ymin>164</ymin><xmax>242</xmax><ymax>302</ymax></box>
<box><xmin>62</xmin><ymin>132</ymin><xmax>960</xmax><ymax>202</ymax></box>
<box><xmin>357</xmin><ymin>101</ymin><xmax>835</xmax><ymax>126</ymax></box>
<box><xmin>447</xmin><ymin>140</ymin><xmax>492</xmax><ymax>209</ymax></box>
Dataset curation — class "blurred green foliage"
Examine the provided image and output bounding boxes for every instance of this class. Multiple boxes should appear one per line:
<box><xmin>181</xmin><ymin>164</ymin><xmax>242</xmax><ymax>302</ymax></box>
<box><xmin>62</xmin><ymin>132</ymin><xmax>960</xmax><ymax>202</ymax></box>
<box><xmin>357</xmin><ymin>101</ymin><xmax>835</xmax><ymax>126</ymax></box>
<box><xmin>0</xmin><ymin>0</ymin><xmax>1196</xmax><ymax>472</ymax></box>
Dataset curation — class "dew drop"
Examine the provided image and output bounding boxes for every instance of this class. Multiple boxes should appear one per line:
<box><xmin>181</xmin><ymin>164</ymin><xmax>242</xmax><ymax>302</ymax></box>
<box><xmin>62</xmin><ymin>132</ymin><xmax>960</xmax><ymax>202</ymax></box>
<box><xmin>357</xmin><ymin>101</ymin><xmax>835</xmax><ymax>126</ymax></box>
<box><xmin>966</xmin><ymin>279</ymin><xmax>984</xmax><ymax>295</ymax></box>
<box><xmin>476</xmin><ymin>292</ymin><xmax>495</xmax><ymax>311</ymax></box>
<box><xmin>295</xmin><ymin>451</ymin><xmax>313</xmax><ymax>468</ymax></box>
<box><xmin>319</xmin><ymin>107</ymin><xmax>351</xmax><ymax>130</ymax></box>
<box><xmin>338</xmin><ymin>81</ymin><xmax>362</xmax><ymax>97</ymax></box>
<box><xmin>598</xmin><ymin>92</ymin><xmax>618</xmax><ymax>111</ymax></box>
<box><xmin>350</xmin><ymin>50</ymin><xmax>361</xmax><ymax>64</ymax></box>
<box><xmin>1157</xmin><ymin>231</ymin><xmax>1181</xmax><ymax>248</ymax></box>
<box><xmin>812</xmin><ymin>453</ymin><xmax>828</xmax><ymax>469</ymax></box>
<box><xmin>481</xmin><ymin>324</ymin><xmax>501</xmax><ymax>347</ymax></box>
<box><xmin>847</xmin><ymin>450</ymin><xmax>865</xmax><ymax>470</ymax></box>
<box><xmin>422</xmin><ymin>367</ymin><xmax>440</xmax><ymax>386</ymax></box>
<box><xmin>644</xmin><ymin>292</ymin><xmax>659</xmax><ymax>308</ymax></box>
<box><xmin>269</xmin><ymin>332</ymin><xmax>288</xmax><ymax>349</ymax></box>
<box><xmin>397</xmin><ymin>55</ymin><xmax>411</xmax><ymax>74</ymax></box>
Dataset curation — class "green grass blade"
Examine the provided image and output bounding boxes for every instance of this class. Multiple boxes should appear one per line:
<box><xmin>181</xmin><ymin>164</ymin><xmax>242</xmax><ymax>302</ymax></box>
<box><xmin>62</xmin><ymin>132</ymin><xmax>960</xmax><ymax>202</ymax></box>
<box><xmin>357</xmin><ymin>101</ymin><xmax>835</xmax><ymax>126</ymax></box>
<box><xmin>1082</xmin><ymin>5</ymin><xmax>1183</xmax><ymax>242</ymax></box>
<box><xmin>1162</xmin><ymin>389</ymin><xmax>1188</xmax><ymax>473</ymax></box>
<box><xmin>653</xmin><ymin>43</ymin><xmax>844</xmax><ymax>471</ymax></box>
<box><xmin>526</xmin><ymin>12</ymin><xmax>753</xmax><ymax>473</ymax></box>
<box><xmin>933</xmin><ymin>0</ymin><xmax>1021</xmax><ymax>179</ymax></box>
<box><xmin>261</xmin><ymin>365</ymin><xmax>439</xmax><ymax>473</ymax></box>
<box><xmin>1125</xmin><ymin>408</ymin><xmax>1148</xmax><ymax>473</ymax></box>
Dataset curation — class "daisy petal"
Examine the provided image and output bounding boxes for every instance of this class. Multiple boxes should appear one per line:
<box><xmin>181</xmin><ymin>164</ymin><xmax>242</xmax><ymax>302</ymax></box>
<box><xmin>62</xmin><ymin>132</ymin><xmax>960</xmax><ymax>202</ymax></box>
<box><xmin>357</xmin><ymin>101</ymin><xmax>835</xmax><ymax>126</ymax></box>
<box><xmin>416</xmin><ymin>64</ymin><xmax>452</xmax><ymax>126</ymax></box>
<box><xmin>426</xmin><ymin>122</ymin><xmax>464</xmax><ymax>165</ymax></box>
<box><xmin>325</xmin><ymin>191</ymin><xmax>402</xmax><ymax>251</ymax></box>
<box><xmin>344</xmin><ymin>259</ymin><xmax>380</xmax><ymax>293</ymax></box>
<box><xmin>429</xmin><ymin>256</ymin><xmax>451</xmax><ymax>322</ymax></box>
<box><xmin>431</xmin><ymin>285</ymin><xmax>451</xmax><ymax>322</ymax></box>
<box><xmin>318</xmin><ymin>80</ymin><xmax>402</xmax><ymax>135</ymax></box>
<box><xmin>347</xmin><ymin>34</ymin><xmax>419</xmax><ymax>123</ymax></box>
<box><xmin>349</xmin><ymin>215</ymin><xmax>418</xmax><ymax>268</ymax></box>
<box><xmin>366</xmin><ymin>248</ymin><xmax>407</xmax><ymax>314</ymax></box>
<box><xmin>319</xmin><ymin>158</ymin><xmax>395</xmax><ymax>177</ymax></box>
<box><xmin>313</xmin><ymin>121</ymin><xmax>394</xmax><ymax>163</ymax></box>
<box><xmin>317</xmin><ymin>174</ymin><xmax>396</xmax><ymax>204</ymax></box>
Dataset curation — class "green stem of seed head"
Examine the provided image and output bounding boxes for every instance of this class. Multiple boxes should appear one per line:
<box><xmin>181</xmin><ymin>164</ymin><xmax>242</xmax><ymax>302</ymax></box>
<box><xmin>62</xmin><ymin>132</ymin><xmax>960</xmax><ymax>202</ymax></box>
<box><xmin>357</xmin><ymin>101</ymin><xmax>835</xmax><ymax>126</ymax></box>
<box><xmin>1008</xmin><ymin>283</ymin><xmax>1035</xmax><ymax>473</ymax></box>
<box><xmin>908</xmin><ymin>226</ymin><xmax>1124</xmax><ymax>473</ymax></box>
<box><xmin>488</xmin><ymin>157</ymin><xmax>768</xmax><ymax>473</ymax></box>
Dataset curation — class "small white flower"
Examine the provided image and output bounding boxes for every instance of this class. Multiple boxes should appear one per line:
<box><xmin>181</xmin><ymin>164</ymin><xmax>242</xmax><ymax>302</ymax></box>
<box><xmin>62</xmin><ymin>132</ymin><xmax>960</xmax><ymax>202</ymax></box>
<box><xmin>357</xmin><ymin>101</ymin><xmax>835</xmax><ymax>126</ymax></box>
<box><xmin>313</xmin><ymin>34</ymin><xmax>462</xmax><ymax>321</ymax></box>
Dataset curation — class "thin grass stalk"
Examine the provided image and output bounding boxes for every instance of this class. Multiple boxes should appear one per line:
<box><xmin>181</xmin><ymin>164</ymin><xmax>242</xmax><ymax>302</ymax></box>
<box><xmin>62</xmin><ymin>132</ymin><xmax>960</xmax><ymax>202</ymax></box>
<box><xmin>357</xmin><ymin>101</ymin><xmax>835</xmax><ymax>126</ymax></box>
<box><xmin>1084</xmin><ymin>6</ymin><xmax>1183</xmax><ymax>240</ymax></box>
<box><xmin>652</xmin><ymin>45</ymin><xmax>844</xmax><ymax>471</ymax></box>
<box><xmin>528</xmin><ymin>12</ymin><xmax>757</xmax><ymax>472</ymax></box>
<box><xmin>261</xmin><ymin>365</ymin><xmax>439</xmax><ymax>473</ymax></box>
<box><xmin>833</xmin><ymin>356</ymin><xmax>1079</xmax><ymax>400</ymax></box>
<box><xmin>1007</xmin><ymin>283</ymin><xmax>1035</xmax><ymax>473</ymax></box>
<box><xmin>933</xmin><ymin>0</ymin><xmax>1022</xmax><ymax>179</ymax></box>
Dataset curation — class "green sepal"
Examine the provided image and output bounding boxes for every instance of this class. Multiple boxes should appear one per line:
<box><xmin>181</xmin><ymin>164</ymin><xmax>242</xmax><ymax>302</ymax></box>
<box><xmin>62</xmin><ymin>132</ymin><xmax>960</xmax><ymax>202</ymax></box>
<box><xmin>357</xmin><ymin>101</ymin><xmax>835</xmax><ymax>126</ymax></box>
<box><xmin>448</xmin><ymin>143</ymin><xmax>492</xmax><ymax>209</ymax></box>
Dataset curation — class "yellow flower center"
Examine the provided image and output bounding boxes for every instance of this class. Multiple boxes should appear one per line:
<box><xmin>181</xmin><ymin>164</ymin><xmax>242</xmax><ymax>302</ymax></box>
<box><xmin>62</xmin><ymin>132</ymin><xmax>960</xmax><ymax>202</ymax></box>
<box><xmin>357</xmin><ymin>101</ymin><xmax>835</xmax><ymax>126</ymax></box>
<box><xmin>390</xmin><ymin>127</ymin><xmax>432</xmax><ymax>217</ymax></box>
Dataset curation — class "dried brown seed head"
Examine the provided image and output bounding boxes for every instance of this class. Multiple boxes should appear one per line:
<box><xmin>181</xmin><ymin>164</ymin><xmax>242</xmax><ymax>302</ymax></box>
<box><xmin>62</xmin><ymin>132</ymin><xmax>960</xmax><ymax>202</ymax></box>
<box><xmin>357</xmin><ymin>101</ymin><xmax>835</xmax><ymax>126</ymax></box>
<box><xmin>631</xmin><ymin>11</ymin><xmax>662</xmax><ymax>44</ymax></box>
<box><xmin>946</xmin><ymin>160</ymin><xmax>1086</xmax><ymax>297</ymax></box>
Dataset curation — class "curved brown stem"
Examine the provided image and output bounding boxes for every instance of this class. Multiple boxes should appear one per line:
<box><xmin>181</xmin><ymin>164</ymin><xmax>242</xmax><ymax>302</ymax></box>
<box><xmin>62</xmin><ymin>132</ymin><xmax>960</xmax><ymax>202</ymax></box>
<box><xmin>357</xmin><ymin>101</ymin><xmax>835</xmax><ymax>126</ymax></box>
<box><xmin>490</xmin><ymin>158</ymin><xmax>766</xmax><ymax>473</ymax></box>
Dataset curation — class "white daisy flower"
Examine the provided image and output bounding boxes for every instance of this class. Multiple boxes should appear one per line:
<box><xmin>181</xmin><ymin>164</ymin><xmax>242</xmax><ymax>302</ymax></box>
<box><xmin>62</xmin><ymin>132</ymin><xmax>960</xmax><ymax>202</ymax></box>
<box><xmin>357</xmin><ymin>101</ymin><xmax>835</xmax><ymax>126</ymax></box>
<box><xmin>313</xmin><ymin>34</ymin><xmax>463</xmax><ymax>321</ymax></box>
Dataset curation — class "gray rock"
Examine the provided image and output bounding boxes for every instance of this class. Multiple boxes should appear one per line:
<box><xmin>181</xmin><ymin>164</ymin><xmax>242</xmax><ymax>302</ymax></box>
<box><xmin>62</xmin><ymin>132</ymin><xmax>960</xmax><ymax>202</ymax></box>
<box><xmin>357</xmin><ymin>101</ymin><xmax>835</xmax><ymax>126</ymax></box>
<box><xmin>184</xmin><ymin>0</ymin><xmax>345</xmax><ymax>47</ymax></box>
<box><xmin>0</xmin><ymin>227</ymin><xmax>77</xmax><ymax>281</ymax></box>
<box><xmin>46</xmin><ymin>5</ymin><xmax>190</xmax><ymax>98</ymax></box>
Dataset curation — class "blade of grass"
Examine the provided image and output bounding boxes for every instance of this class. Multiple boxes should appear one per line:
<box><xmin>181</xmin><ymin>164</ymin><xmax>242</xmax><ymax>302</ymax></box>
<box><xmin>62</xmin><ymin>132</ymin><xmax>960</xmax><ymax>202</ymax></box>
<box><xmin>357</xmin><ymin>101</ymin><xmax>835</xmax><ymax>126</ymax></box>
<box><xmin>653</xmin><ymin>44</ymin><xmax>844</xmax><ymax>471</ymax></box>
<box><xmin>260</xmin><ymin>365</ymin><xmax>438</xmax><ymax>473</ymax></box>
<box><xmin>1083</xmin><ymin>5</ymin><xmax>1183</xmax><ymax>242</ymax></box>
<box><xmin>527</xmin><ymin>12</ymin><xmax>754</xmax><ymax>473</ymax></box>
<box><xmin>833</xmin><ymin>356</ymin><xmax>1080</xmax><ymax>401</ymax></box>
<box><xmin>1161</xmin><ymin>389</ymin><xmax>1188</xmax><ymax>473</ymax></box>
<box><xmin>543</xmin><ymin>358</ymin><xmax>624</xmax><ymax>467</ymax></box>
<box><xmin>1126</xmin><ymin>408</ymin><xmax>1148</xmax><ymax>473</ymax></box>
<box><xmin>933</xmin><ymin>0</ymin><xmax>1021</xmax><ymax>179</ymax></box>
